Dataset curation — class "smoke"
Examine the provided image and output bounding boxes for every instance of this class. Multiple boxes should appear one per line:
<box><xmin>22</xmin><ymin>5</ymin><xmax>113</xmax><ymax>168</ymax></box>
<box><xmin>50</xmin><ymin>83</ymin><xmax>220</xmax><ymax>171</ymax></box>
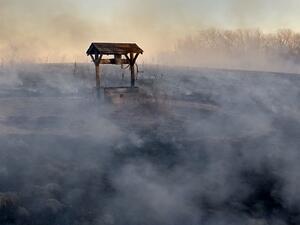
<box><xmin>0</xmin><ymin>0</ymin><xmax>107</xmax><ymax>63</ymax></box>
<box><xmin>0</xmin><ymin>62</ymin><xmax>300</xmax><ymax>224</ymax></box>
<box><xmin>1</xmin><ymin>1</ymin><xmax>300</xmax><ymax>222</ymax></box>
<box><xmin>1</xmin><ymin>0</ymin><xmax>300</xmax><ymax>63</ymax></box>
<box><xmin>158</xmin><ymin>28</ymin><xmax>300</xmax><ymax>73</ymax></box>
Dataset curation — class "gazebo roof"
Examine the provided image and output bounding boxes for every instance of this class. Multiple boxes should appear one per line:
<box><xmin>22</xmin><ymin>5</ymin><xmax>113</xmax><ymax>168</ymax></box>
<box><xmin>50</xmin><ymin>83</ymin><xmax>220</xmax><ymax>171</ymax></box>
<box><xmin>86</xmin><ymin>43</ymin><xmax>143</xmax><ymax>55</ymax></box>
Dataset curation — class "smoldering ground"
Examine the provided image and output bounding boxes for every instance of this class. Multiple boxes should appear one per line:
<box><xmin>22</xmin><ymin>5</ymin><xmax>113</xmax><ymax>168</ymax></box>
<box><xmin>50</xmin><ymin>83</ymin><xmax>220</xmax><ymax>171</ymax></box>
<box><xmin>0</xmin><ymin>63</ymin><xmax>300</xmax><ymax>225</ymax></box>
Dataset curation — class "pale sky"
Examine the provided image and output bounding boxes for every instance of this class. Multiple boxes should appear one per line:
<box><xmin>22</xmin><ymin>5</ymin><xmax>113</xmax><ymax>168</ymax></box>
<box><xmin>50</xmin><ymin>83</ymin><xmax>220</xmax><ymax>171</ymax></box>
<box><xmin>0</xmin><ymin>0</ymin><xmax>300</xmax><ymax>62</ymax></box>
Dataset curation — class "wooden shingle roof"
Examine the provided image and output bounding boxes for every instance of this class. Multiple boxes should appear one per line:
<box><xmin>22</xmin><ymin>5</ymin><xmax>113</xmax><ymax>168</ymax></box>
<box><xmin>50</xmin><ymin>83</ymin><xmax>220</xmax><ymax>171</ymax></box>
<box><xmin>87</xmin><ymin>43</ymin><xmax>143</xmax><ymax>55</ymax></box>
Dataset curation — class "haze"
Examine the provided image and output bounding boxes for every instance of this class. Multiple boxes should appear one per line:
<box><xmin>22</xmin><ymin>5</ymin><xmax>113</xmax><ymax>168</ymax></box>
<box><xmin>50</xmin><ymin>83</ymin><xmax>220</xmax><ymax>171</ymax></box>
<box><xmin>0</xmin><ymin>0</ymin><xmax>300</xmax><ymax>62</ymax></box>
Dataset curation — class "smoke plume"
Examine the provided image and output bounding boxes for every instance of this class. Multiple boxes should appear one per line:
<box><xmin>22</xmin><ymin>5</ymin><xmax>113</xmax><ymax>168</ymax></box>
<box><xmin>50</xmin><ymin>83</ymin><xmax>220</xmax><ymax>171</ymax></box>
<box><xmin>0</xmin><ymin>63</ymin><xmax>299</xmax><ymax>224</ymax></box>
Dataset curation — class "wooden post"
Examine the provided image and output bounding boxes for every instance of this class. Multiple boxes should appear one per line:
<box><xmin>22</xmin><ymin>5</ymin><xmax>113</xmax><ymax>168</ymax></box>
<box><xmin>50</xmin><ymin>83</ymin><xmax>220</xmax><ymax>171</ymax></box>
<box><xmin>95</xmin><ymin>64</ymin><xmax>100</xmax><ymax>89</ymax></box>
<box><xmin>130</xmin><ymin>64</ymin><xmax>135</xmax><ymax>87</ymax></box>
<box><xmin>94</xmin><ymin>54</ymin><xmax>102</xmax><ymax>89</ymax></box>
<box><xmin>130</xmin><ymin>53</ymin><xmax>135</xmax><ymax>87</ymax></box>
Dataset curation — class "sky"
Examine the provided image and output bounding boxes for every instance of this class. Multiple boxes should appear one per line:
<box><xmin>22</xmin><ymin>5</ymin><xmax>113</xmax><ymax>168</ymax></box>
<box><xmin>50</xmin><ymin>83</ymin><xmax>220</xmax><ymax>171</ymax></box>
<box><xmin>0</xmin><ymin>0</ymin><xmax>300</xmax><ymax>63</ymax></box>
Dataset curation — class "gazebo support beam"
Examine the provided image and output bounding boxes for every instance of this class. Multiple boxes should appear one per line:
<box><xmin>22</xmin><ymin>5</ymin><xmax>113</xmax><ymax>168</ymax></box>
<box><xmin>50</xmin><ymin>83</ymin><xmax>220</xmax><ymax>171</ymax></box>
<box><xmin>90</xmin><ymin>54</ymin><xmax>103</xmax><ymax>89</ymax></box>
<box><xmin>127</xmin><ymin>53</ymin><xmax>140</xmax><ymax>87</ymax></box>
<box><xmin>129</xmin><ymin>53</ymin><xmax>135</xmax><ymax>87</ymax></box>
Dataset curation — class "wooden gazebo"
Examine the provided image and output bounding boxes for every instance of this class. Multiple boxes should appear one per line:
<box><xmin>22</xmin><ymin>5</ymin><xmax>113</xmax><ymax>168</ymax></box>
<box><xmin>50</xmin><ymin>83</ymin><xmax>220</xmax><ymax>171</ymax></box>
<box><xmin>86</xmin><ymin>43</ymin><xmax>144</xmax><ymax>89</ymax></box>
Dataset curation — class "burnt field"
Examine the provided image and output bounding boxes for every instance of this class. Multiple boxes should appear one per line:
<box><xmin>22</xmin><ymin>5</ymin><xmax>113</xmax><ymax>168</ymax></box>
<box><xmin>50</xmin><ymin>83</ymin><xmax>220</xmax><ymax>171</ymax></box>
<box><xmin>0</xmin><ymin>64</ymin><xmax>300</xmax><ymax>225</ymax></box>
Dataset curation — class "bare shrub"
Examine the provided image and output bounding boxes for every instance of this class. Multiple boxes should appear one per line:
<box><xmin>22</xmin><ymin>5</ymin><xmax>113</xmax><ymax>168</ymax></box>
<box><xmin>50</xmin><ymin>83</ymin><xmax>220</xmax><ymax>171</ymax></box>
<box><xmin>162</xmin><ymin>28</ymin><xmax>300</xmax><ymax>72</ymax></box>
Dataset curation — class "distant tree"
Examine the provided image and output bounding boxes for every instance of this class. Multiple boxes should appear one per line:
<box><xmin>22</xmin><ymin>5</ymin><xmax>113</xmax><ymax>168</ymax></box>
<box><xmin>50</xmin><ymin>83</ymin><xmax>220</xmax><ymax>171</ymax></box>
<box><xmin>167</xmin><ymin>28</ymin><xmax>300</xmax><ymax>70</ymax></box>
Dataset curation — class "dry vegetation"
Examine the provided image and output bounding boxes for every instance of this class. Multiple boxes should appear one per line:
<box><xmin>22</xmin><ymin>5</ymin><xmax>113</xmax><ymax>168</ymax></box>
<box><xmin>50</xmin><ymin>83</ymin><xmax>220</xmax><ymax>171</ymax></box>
<box><xmin>162</xmin><ymin>29</ymin><xmax>300</xmax><ymax>72</ymax></box>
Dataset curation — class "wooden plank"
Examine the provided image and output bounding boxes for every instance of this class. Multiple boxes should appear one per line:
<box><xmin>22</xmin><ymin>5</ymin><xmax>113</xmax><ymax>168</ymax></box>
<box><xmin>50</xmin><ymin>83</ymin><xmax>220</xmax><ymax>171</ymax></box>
<box><xmin>100</xmin><ymin>59</ymin><xmax>129</xmax><ymax>65</ymax></box>
<box><xmin>124</xmin><ymin>54</ymin><xmax>130</xmax><ymax>62</ymax></box>
<box><xmin>90</xmin><ymin>54</ymin><xmax>96</xmax><ymax>63</ymax></box>
<box><xmin>133</xmin><ymin>53</ymin><xmax>140</xmax><ymax>64</ymax></box>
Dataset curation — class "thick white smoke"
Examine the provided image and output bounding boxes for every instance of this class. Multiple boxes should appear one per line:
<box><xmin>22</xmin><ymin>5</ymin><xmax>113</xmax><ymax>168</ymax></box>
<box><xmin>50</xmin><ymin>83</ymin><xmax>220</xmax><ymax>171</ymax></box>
<box><xmin>0</xmin><ymin>63</ymin><xmax>299</xmax><ymax>225</ymax></box>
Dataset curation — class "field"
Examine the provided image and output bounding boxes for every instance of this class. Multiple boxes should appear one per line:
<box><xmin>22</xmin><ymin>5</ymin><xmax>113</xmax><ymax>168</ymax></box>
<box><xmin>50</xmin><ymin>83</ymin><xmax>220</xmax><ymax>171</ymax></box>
<box><xmin>0</xmin><ymin>64</ymin><xmax>300</xmax><ymax>225</ymax></box>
